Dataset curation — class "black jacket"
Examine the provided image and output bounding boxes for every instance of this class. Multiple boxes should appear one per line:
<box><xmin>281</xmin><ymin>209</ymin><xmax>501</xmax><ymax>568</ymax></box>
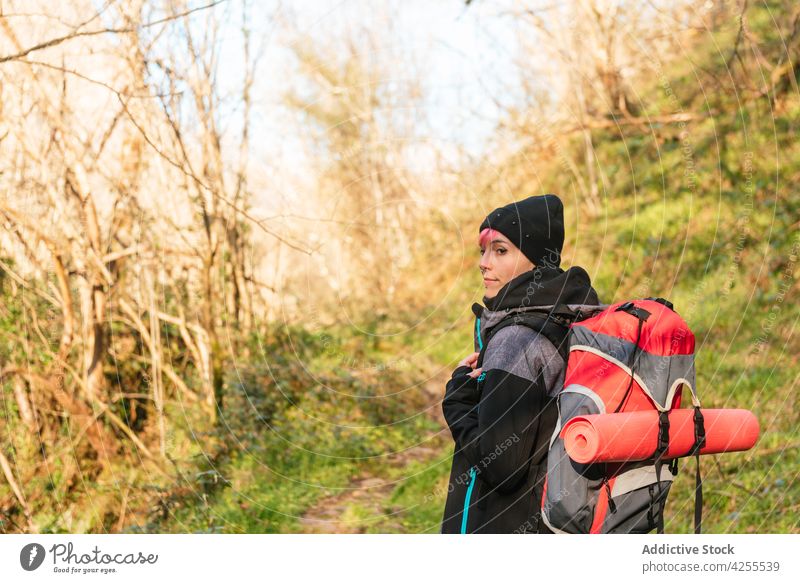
<box><xmin>440</xmin><ymin>266</ymin><xmax>600</xmax><ymax>533</ymax></box>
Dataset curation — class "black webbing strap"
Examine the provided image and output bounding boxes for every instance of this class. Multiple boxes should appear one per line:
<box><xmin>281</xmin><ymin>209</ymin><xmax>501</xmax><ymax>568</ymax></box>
<box><xmin>613</xmin><ymin>302</ymin><xmax>650</xmax><ymax>413</ymax></box>
<box><xmin>614</xmin><ymin>317</ymin><xmax>644</xmax><ymax>413</ymax></box>
<box><xmin>692</xmin><ymin>456</ymin><xmax>703</xmax><ymax>534</ymax></box>
<box><xmin>644</xmin><ymin>296</ymin><xmax>675</xmax><ymax>311</ymax></box>
<box><xmin>653</xmin><ymin>411</ymin><xmax>670</xmax><ymax>534</ymax></box>
<box><xmin>649</xmin><ymin>407</ymin><xmax>705</xmax><ymax>534</ymax></box>
<box><xmin>616</xmin><ymin>303</ymin><xmax>652</xmax><ymax>322</ymax></box>
<box><xmin>604</xmin><ymin>476</ymin><xmax>617</xmax><ymax>514</ymax></box>
<box><xmin>617</xmin><ymin>302</ymin><xmax>673</xmax><ymax>533</ymax></box>
<box><xmin>655</xmin><ymin>411</ymin><xmax>671</xmax><ymax>461</ymax></box>
<box><xmin>644</xmin><ymin>296</ymin><xmax>705</xmax><ymax>533</ymax></box>
<box><xmin>688</xmin><ymin>406</ymin><xmax>706</xmax><ymax>534</ymax></box>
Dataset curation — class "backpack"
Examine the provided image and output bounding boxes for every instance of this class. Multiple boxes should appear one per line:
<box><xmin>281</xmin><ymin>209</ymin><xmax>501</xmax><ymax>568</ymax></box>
<box><xmin>540</xmin><ymin>298</ymin><xmax>706</xmax><ymax>534</ymax></box>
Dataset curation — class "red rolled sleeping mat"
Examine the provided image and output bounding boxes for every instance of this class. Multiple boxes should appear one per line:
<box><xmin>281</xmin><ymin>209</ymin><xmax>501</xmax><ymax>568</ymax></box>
<box><xmin>561</xmin><ymin>409</ymin><xmax>759</xmax><ymax>464</ymax></box>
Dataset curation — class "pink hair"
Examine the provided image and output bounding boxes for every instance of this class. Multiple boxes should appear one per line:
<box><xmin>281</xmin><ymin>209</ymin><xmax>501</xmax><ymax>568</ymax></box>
<box><xmin>478</xmin><ymin>227</ymin><xmax>503</xmax><ymax>248</ymax></box>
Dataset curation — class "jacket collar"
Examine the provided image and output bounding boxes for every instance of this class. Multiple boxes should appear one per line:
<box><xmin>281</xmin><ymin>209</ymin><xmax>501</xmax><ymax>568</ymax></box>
<box><xmin>472</xmin><ymin>265</ymin><xmax>602</xmax><ymax>339</ymax></box>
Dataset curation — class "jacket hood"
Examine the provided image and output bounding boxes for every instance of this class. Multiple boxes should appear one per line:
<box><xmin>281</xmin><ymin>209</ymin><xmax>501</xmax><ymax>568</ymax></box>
<box><xmin>471</xmin><ymin>265</ymin><xmax>603</xmax><ymax>346</ymax></box>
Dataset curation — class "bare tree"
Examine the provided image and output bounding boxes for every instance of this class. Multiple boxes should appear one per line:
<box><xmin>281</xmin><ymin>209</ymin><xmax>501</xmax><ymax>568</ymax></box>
<box><xmin>0</xmin><ymin>0</ymin><xmax>270</xmax><ymax>529</ymax></box>
<box><xmin>284</xmin><ymin>20</ymin><xmax>425</xmax><ymax>313</ymax></box>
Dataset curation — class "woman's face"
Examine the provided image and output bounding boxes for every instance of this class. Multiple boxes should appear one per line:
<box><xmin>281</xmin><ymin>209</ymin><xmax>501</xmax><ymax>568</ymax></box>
<box><xmin>479</xmin><ymin>233</ymin><xmax>535</xmax><ymax>298</ymax></box>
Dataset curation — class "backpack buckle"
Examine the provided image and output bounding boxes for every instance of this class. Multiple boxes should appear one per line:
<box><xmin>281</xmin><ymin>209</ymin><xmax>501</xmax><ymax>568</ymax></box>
<box><xmin>655</xmin><ymin>411</ymin><xmax>670</xmax><ymax>462</ymax></box>
<box><xmin>689</xmin><ymin>406</ymin><xmax>706</xmax><ymax>456</ymax></box>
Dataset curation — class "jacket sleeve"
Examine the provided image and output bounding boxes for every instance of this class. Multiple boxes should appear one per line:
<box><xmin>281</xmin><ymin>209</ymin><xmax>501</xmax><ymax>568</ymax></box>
<box><xmin>442</xmin><ymin>326</ymin><xmax>551</xmax><ymax>494</ymax></box>
<box><xmin>442</xmin><ymin>364</ymin><xmax>481</xmax><ymax>455</ymax></box>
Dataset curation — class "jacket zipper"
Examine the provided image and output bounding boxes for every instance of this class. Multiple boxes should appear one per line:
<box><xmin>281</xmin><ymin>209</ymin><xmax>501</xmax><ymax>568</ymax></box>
<box><xmin>461</xmin><ymin>466</ymin><xmax>477</xmax><ymax>534</ymax></box>
<box><xmin>461</xmin><ymin>316</ymin><xmax>483</xmax><ymax>534</ymax></box>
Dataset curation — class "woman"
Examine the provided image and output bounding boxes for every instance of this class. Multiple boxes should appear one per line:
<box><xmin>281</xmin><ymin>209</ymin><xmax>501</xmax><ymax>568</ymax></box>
<box><xmin>440</xmin><ymin>194</ymin><xmax>600</xmax><ymax>534</ymax></box>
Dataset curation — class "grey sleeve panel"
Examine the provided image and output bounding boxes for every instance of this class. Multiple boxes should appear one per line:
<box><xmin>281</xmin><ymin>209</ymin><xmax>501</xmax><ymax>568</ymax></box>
<box><xmin>525</xmin><ymin>330</ymin><xmax>566</xmax><ymax>398</ymax></box>
<box><xmin>482</xmin><ymin>325</ymin><xmax>565</xmax><ymax>397</ymax></box>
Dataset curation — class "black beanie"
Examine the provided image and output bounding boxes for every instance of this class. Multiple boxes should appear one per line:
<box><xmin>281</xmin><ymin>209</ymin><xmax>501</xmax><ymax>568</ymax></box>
<box><xmin>479</xmin><ymin>194</ymin><xmax>565</xmax><ymax>267</ymax></box>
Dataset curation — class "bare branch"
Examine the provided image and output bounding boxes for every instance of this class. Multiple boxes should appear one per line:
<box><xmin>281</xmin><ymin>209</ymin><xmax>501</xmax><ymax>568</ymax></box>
<box><xmin>0</xmin><ymin>1</ymin><xmax>228</xmax><ymax>64</ymax></box>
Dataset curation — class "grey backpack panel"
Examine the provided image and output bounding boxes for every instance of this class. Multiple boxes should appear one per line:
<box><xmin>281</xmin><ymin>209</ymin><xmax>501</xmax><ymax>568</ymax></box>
<box><xmin>542</xmin><ymin>386</ymin><xmax>605</xmax><ymax>533</ymax></box>
<box><xmin>600</xmin><ymin>462</ymin><xmax>675</xmax><ymax>533</ymax></box>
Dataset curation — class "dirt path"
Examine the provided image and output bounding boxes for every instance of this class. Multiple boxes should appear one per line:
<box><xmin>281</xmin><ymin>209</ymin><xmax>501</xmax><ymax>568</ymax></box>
<box><xmin>298</xmin><ymin>370</ymin><xmax>450</xmax><ymax>533</ymax></box>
